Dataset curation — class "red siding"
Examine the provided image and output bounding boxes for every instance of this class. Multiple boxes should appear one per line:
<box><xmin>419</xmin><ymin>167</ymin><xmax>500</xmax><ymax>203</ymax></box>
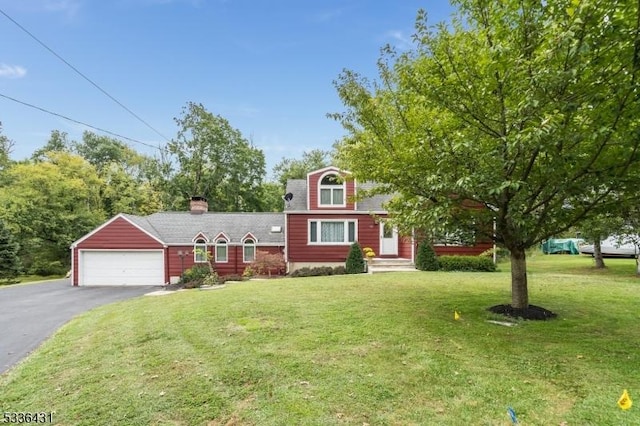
<box><xmin>307</xmin><ymin>170</ymin><xmax>356</xmax><ymax>211</ymax></box>
<box><xmin>287</xmin><ymin>214</ymin><xmax>382</xmax><ymax>262</ymax></box>
<box><xmin>398</xmin><ymin>236</ymin><xmax>414</xmax><ymax>259</ymax></box>
<box><xmin>77</xmin><ymin>217</ymin><xmax>162</xmax><ymax>249</ymax></box>
<box><xmin>167</xmin><ymin>244</ymin><xmax>284</xmax><ymax>278</ymax></box>
<box><xmin>72</xmin><ymin>247</ymin><xmax>79</xmax><ymax>285</ymax></box>
<box><xmin>72</xmin><ymin>217</ymin><xmax>164</xmax><ymax>285</ymax></box>
<box><xmin>433</xmin><ymin>242</ymin><xmax>493</xmax><ymax>256</ymax></box>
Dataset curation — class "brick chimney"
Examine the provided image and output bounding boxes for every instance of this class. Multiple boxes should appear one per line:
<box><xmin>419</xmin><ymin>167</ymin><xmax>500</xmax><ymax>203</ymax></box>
<box><xmin>189</xmin><ymin>196</ymin><xmax>208</xmax><ymax>214</ymax></box>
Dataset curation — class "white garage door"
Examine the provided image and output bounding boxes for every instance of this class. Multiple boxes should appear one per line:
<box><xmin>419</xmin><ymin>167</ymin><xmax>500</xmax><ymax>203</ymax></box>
<box><xmin>80</xmin><ymin>250</ymin><xmax>164</xmax><ymax>286</ymax></box>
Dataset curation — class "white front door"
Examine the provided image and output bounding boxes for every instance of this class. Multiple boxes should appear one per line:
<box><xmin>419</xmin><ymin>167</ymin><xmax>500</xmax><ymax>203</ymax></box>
<box><xmin>379</xmin><ymin>221</ymin><xmax>398</xmax><ymax>256</ymax></box>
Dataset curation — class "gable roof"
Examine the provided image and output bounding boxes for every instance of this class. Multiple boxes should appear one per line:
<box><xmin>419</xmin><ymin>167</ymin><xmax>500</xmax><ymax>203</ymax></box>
<box><xmin>136</xmin><ymin>212</ymin><xmax>285</xmax><ymax>244</ymax></box>
<box><xmin>71</xmin><ymin>213</ymin><xmax>165</xmax><ymax>248</ymax></box>
<box><xmin>284</xmin><ymin>178</ymin><xmax>393</xmax><ymax>212</ymax></box>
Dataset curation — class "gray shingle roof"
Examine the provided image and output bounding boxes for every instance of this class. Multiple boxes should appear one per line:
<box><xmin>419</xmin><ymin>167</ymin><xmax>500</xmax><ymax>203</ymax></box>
<box><xmin>124</xmin><ymin>212</ymin><xmax>285</xmax><ymax>245</ymax></box>
<box><xmin>284</xmin><ymin>180</ymin><xmax>307</xmax><ymax>210</ymax></box>
<box><xmin>284</xmin><ymin>179</ymin><xmax>393</xmax><ymax>212</ymax></box>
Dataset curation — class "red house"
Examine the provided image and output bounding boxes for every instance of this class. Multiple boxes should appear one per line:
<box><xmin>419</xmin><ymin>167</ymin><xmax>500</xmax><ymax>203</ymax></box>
<box><xmin>284</xmin><ymin>166</ymin><xmax>415</xmax><ymax>271</ymax></box>
<box><xmin>71</xmin><ymin>201</ymin><xmax>285</xmax><ymax>286</ymax></box>
<box><xmin>71</xmin><ymin>166</ymin><xmax>490</xmax><ymax>285</ymax></box>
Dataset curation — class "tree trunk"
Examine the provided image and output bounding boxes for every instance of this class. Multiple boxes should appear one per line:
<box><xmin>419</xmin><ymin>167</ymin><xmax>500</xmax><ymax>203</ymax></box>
<box><xmin>593</xmin><ymin>239</ymin><xmax>605</xmax><ymax>269</ymax></box>
<box><xmin>510</xmin><ymin>247</ymin><xmax>529</xmax><ymax>309</ymax></box>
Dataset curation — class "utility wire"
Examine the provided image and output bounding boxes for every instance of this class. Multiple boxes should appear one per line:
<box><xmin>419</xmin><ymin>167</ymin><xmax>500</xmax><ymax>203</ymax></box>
<box><xmin>0</xmin><ymin>7</ymin><xmax>171</xmax><ymax>143</ymax></box>
<box><xmin>0</xmin><ymin>92</ymin><xmax>161</xmax><ymax>150</ymax></box>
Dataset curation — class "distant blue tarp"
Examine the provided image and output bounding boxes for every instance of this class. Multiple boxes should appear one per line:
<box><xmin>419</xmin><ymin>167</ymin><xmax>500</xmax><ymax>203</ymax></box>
<box><xmin>541</xmin><ymin>238</ymin><xmax>584</xmax><ymax>254</ymax></box>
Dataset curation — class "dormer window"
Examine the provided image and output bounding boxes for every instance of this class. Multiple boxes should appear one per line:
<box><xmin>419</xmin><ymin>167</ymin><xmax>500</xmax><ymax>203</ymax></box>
<box><xmin>319</xmin><ymin>173</ymin><xmax>345</xmax><ymax>206</ymax></box>
<box><xmin>194</xmin><ymin>239</ymin><xmax>208</xmax><ymax>263</ymax></box>
<box><xmin>243</xmin><ymin>238</ymin><xmax>255</xmax><ymax>263</ymax></box>
<box><xmin>215</xmin><ymin>239</ymin><xmax>228</xmax><ymax>263</ymax></box>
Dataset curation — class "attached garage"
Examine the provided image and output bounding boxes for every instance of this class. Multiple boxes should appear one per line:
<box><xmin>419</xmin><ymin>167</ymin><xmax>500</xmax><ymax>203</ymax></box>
<box><xmin>79</xmin><ymin>250</ymin><xmax>165</xmax><ymax>286</ymax></box>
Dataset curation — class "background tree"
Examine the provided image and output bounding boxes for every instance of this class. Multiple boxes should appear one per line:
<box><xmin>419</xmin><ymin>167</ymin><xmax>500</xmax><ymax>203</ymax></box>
<box><xmin>333</xmin><ymin>0</ymin><xmax>640</xmax><ymax>311</ymax></box>
<box><xmin>31</xmin><ymin>130</ymin><xmax>71</xmax><ymax>161</ymax></box>
<box><xmin>272</xmin><ymin>149</ymin><xmax>332</xmax><ymax>188</ymax></box>
<box><xmin>0</xmin><ymin>220</ymin><xmax>21</xmax><ymax>282</ymax></box>
<box><xmin>74</xmin><ymin>132</ymin><xmax>164</xmax><ymax>216</ymax></box>
<box><xmin>578</xmin><ymin>214</ymin><xmax>625</xmax><ymax>269</ymax></box>
<box><xmin>165</xmin><ymin>102</ymin><xmax>266</xmax><ymax>211</ymax></box>
<box><xmin>259</xmin><ymin>181</ymin><xmax>286</xmax><ymax>212</ymax></box>
<box><xmin>0</xmin><ymin>122</ymin><xmax>15</xmax><ymax>174</ymax></box>
<box><xmin>0</xmin><ymin>152</ymin><xmax>104</xmax><ymax>274</ymax></box>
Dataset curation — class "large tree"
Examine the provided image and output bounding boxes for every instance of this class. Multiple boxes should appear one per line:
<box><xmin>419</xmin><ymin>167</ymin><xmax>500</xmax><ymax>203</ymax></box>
<box><xmin>74</xmin><ymin>132</ymin><xmax>163</xmax><ymax>216</ymax></box>
<box><xmin>0</xmin><ymin>219</ymin><xmax>21</xmax><ymax>282</ymax></box>
<box><xmin>31</xmin><ymin>130</ymin><xmax>71</xmax><ymax>161</ymax></box>
<box><xmin>0</xmin><ymin>152</ymin><xmax>104</xmax><ymax>273</ymax></box>
<box><xmin>0</xmin><ymin>122</ymin><xmax>15</xmax><ymax>174</ymax></box>
<box><xmin>164</xmin><ymin>102</ymin><xmax>266</xmax><ymax>212</ymax></box>
<box><xmin>333</xmin><ymin>0</ymin><xmax>640</xmax><ymax>311</ymax></box>
<box><xmin>272</xmin><ymin>149</ymin><xmax>332</xmax><ymax>188</ymax></box>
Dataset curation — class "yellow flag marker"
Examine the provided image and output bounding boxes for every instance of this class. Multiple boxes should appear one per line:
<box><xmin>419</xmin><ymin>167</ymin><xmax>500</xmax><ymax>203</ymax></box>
<box><xmin>454</xmin><ymin>311</ymin><xmax>460</xmax><ymax>321</ymax></box>
<box><xmin>618</xmin><ymin>389</ymin><xmax>632</xmax><ymax>410</ymax></box>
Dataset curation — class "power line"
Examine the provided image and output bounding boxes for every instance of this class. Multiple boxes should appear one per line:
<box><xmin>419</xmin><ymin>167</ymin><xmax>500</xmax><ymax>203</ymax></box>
<box><xmin>0</xmin><ymin>92</ymin><xmax>162</xmax><ymax>150</ymax></box>
<box><xmin>0</xmin><ymin>7</ymin><xmax>171</xmax><ymax>143</ymax></box>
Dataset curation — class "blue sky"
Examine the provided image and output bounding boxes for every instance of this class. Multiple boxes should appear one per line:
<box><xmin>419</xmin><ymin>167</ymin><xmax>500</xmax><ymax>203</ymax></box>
<box><xmin>0</xmin><ymin>0</ymin><xmax>453</xmax><ymax>177</ymax></box>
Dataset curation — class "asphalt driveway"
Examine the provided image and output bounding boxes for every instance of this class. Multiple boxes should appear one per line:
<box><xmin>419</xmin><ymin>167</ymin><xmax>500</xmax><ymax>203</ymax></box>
<box><xmin>0</xmin><ymin>279</ymin><xmax>158</xmax><ymax>374</ymax></box>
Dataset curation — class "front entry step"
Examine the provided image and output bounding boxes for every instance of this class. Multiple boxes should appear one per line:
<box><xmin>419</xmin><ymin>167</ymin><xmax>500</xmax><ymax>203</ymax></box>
<box><xmin>367</xmin><ymin>258</ymin><xmax>417</xmax><ymax>273</ymax></box>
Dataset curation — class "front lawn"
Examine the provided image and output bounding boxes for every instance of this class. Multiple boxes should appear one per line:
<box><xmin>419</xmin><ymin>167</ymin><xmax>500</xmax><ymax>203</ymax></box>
<box><xmin>0</xmin><ymin>274</ymin><xmax>66</xmax><ymax>286</ymax></box>
<box><xmin>1</xmin><ymin>255</ymin><xmax>638</xmax><ymax>425</ymax></box>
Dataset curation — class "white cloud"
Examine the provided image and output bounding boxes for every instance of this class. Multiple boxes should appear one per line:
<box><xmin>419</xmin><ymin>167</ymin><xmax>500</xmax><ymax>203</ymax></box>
<box><xmin>0</xmin><ymin>64</ymin><xmax>27</xmax><ymax>79</ymax></box>
<box><xmin>384</xmin><ymin>30</ymin><xmax>413</xmax><ymax>51</ymax></box>
<box><xmin>312</xmin><ymin>8</ymin><xmax>344</xmax><ymax>23</ymax></box>
<box><xmin>42</xmin><ymin>0</ymin><xmax>81</xmax><ymax>18</ymax></box>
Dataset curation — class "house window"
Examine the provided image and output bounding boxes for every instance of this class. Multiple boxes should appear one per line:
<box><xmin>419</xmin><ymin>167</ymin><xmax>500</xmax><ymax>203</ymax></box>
<box><xmin>309</xmin><ymin>220</ymin><xmax>357</xmax><ymax>244</ymax></box>
<box><xmin>215</xmin><ymin>239</ymin><xmax>228</xmax><ymax>262</ymax></box>
<box><xmin>319</xmin><ymin>173</ymin><xmax>345</xmax><ymax>206</ymax></box>
<box><xmin>194</xmin><ymin>239</ymin><xmax>207</xmax><ymax>263</ymax></box>
<box><xmin>243</xmin><ymin>238</ymin><xmax>255</xmax><ymax>263</ymax></box>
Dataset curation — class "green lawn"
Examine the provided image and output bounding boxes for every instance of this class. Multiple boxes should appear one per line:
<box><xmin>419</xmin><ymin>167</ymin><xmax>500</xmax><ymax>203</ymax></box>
<box><xmin>0</xmin><ymin>274</ymin><xmax>66</xmax><ymax>286</ymax></box>
<box><xmin>1</xmin><ymin>254</ymin><xmax>639</xmax><ymax>425</ymax></box>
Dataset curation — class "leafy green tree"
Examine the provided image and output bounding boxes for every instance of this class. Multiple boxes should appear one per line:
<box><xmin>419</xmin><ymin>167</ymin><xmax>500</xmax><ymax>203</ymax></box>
<box><xmin>345</xmin><ymin>242</ymin><xmax>365</xmax><ymax>274</ymax></box>
<box><xmin>579</xmin><ymin>214</ymin><xmax>625</xmax><ymax>269</ymax></box>
<box><xmin>0</xmin><ymin>122</ymin><xmax>14</xmax><ymax>173</ymax></box>
<box><xmin>0</xmin><ymin>220</ymin><xmax>21</xmax><ymax>282</ymax></box>
<box><xmin>165</xmin><ymin>102</ymin><xmax>266</xmax><ymax>211</ymax></box>
<box><xmin>259</xmin><ymin>182</ymin><xmax>286</xmax><ymax>212</ymax></box>
<box><xmin>333</xmin><ymin>1</ymin><xmax>640</xmax><ymax>310</ymax></box>
<box><xmin>416</xmin><ymin>240</ymin><xmax>439</xmax><ymax>271</ymax></box>
<box><xmin>74</xmin><ymin>132</ymin><xmax>147</xmax><ymax>173</ymax></box>
<box><xmin>273</xmin><ymin>149</ymin><xmax>332</xmax><ymax>188</ymax></box>
<box><xmin>72</xmin><ymin>132</ymin><xmax>164</xmax><ymax>216</ymax></box>
<box><xmin>31</xmin><ymin>130</ymin><xmax>71</xmax><ymax>161</ymax></box>
<box><xmin>0</xmin><ymin>152</ymin><xmax>104</xmax><ymax>272</ymax></box>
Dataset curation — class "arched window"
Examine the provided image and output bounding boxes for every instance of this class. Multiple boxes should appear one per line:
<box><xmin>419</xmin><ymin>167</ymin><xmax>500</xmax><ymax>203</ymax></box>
<box><xmin>194</xmin><ymin>239</ymin><xmax>207</xmax><ymax>263</ymax></box>
<box><xmin>215</xmin><ymin>239</ymin><xmax>228</xmax><ymax>263</ymax></box>
<box><xmin>243</xmin><ymin>238</ymin><xmax>255</xmax><ymax>263</ymax></box>
<box><xmin>319</xmin><ymin>173</ymin><xmax>345</xmax><ymax>206</ymax></box>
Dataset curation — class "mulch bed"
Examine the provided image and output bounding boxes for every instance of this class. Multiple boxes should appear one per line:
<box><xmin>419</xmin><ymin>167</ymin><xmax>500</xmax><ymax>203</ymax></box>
<box><xmin>488</xmin><ymin>304</ymin><xmax>557</xmax><ymax>320</ymax></box>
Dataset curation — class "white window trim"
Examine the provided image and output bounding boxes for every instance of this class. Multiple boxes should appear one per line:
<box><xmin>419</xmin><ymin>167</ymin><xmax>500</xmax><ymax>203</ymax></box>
<box><xmin>308</xmin><ymin>219</ymin><xmax>358</xmax><ymax>245</ymax></box>
<box><xmin>317</xmin><ymin>172</ymin><xmax>346</xmax><ymax>207</ymax></box>
<box><xmin>215</xmin><ymin>239</ymin><xmax>229</xmax><ymax>263</ymax></box>
<box><xmin>194</xmin><ymin>239</ymin><xmax>208</xmax><ymax>263</ymax></box>
<box><xmin>243</xmin><ymin>238</ymin><xmax>256</xmax><ymax>263</ymax></box>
